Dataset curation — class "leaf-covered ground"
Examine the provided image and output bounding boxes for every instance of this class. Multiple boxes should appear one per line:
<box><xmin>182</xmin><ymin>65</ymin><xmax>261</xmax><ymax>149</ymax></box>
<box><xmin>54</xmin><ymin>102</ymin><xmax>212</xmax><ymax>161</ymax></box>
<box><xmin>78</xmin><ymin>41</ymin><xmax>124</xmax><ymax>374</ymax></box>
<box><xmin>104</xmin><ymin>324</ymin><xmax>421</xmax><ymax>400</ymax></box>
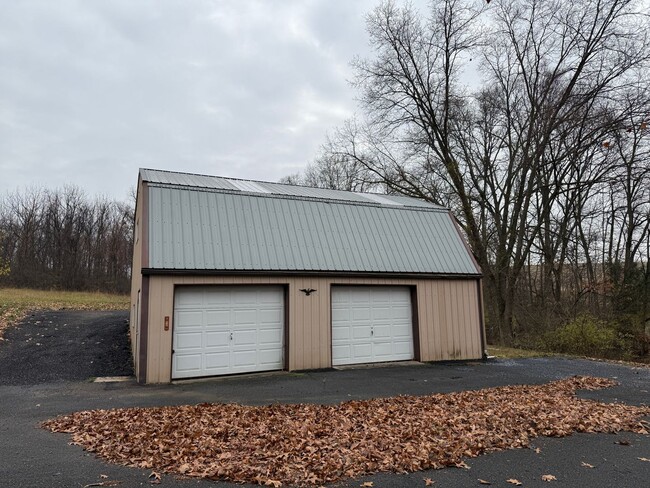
<box><xmin>43</xmin><ymin>376</ymin><xmax>650</xmax><ymax>486</ymax></box>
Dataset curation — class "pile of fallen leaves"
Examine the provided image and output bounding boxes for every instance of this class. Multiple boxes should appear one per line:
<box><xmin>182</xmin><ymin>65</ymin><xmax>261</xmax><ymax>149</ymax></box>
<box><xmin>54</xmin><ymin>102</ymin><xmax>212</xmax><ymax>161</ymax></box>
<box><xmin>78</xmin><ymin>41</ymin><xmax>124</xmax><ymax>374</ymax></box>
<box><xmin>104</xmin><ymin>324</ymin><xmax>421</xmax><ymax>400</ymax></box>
<box><xmin>43</xmin><ymin>376</ymin><xmax>650</xmax><ymax>486</ymax></box>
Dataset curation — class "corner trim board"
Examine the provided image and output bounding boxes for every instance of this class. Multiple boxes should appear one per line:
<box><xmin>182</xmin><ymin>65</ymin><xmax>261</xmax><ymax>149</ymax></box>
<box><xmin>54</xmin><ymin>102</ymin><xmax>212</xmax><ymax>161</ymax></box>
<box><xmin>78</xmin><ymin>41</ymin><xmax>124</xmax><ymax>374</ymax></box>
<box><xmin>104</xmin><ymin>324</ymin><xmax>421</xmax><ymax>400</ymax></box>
<box><xmin>410</xmin><ymin>286</ymin><xmax>421</xmax><ymax>362</ymax></box>
<box><xmin>477</xmin><ymin>279</ymin><xmax>487</xmax><ymax>358</ymax></box>
<box><xmin>138</xmin><ymin>275</ymin><xmax>149</xmax><ymax>383</ymax></box>
<box><xmin>141</xmin><ymin>181</ymin><xmax>149</xmax><ymax>269</ymax></box>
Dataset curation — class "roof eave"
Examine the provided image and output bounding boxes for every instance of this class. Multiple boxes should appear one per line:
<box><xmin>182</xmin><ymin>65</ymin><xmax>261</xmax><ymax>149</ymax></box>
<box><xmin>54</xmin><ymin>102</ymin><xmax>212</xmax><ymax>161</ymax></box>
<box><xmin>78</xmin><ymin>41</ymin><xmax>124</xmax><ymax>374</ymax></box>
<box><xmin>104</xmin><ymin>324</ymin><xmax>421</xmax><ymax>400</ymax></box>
<box><xmin>140</xmin><ymin>268</ymin><xmax>483</xmax><ymax>279</ymax></box>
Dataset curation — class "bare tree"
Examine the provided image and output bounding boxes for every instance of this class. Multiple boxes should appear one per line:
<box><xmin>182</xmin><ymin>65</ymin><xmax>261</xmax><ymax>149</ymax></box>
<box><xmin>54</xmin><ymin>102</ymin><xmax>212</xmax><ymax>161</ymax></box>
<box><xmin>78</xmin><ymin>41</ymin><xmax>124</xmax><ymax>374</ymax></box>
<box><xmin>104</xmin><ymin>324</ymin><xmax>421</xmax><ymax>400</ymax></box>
<box><xmin>0</xmin><ymin>186</ymin><xmax>134</xmax><ymax>293</ymax></box>
<box><xmin>280</xmin><ymin>126</ymin><xmax>380</xmax><ymax>192</ymax></box>
<box><xmin>298</xmin><ymin>0</ymin><xmax>650</xmax><ymax>343</ymax></box>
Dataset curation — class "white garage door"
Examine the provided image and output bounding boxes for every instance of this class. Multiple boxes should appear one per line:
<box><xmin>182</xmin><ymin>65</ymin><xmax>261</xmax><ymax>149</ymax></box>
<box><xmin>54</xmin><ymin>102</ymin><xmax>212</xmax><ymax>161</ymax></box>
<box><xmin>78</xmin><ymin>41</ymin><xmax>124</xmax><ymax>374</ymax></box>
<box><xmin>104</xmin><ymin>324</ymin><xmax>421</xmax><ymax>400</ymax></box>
<box><xmin>172</xmin><ymin>286</ymin><xmax>284</xmax><ymax>379</ymax></box>
<box><xmin>331</xmin><ymin>286</ymin><xmax>414</xmax><ymax>366</ymax></box>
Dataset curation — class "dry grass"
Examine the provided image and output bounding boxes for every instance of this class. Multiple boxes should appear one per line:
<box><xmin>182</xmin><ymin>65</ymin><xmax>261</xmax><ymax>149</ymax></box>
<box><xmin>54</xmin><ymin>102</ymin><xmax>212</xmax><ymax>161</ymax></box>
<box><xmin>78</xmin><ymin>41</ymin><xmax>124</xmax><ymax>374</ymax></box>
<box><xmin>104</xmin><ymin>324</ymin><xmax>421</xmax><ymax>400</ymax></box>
<box><xmin>487</xmin><ymin>345</ymin><xmax>554</xmax><ymax>359</ymax></box>
<box><xmin>487</xmin><ymin>345</ymin><xmax>650</xmax><ymax>367</ymax></box>
<box><xmin>0</xmin><ymin>288</ymin><xmax>129</xmax><ymax>339</ymax></box>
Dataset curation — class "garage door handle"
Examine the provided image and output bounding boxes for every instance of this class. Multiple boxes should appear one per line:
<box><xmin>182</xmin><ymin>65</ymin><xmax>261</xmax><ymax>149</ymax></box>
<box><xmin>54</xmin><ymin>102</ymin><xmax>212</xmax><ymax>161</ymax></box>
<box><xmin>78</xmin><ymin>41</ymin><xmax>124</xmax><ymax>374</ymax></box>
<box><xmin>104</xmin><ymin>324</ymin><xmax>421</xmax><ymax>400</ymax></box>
<box><xmin>230</xmin><ymin>332</ymin><xmax>233</xmax><ymax>341</ymax></box>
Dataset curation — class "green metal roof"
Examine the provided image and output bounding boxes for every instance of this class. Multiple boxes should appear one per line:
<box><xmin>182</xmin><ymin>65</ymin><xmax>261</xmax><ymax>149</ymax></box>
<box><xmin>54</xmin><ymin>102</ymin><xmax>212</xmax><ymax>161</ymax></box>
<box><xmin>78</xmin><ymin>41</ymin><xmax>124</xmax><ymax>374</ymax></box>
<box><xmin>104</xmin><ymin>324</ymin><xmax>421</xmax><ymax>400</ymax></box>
<box><xmin>141</xmin><ymin>169</ymin><xmax>480</xmax><ymax>275</ymax></box>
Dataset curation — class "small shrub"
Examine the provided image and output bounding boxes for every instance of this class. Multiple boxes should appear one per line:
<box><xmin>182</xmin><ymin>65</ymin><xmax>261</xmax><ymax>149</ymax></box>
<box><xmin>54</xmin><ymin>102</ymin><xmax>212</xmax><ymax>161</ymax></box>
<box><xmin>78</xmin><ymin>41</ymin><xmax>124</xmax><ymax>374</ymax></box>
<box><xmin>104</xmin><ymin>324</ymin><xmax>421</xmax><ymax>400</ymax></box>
<box><xmin>540</xmin><ymin>315</ymin><xmax>619</xmax><ymax>357</ymax></box>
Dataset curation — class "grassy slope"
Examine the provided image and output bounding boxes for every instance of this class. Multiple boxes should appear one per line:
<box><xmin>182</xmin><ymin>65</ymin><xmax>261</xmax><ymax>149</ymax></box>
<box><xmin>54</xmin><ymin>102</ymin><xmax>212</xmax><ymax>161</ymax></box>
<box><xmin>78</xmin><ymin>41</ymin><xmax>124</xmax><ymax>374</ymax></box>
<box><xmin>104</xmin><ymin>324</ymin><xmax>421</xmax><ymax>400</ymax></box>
<box><xmin>486</xmin><ymin>344</ymin><xmax>650</xmax><ymax>366</ymax></box>
<box><xmin>0</xmin><ymin>288</ymin><xmax>129</xmax><ymax>339</ymax></box>
<box><xmin>486</xmin><ymin>345</ymin><xmax>553</xmax><ymax>359</ymax></box>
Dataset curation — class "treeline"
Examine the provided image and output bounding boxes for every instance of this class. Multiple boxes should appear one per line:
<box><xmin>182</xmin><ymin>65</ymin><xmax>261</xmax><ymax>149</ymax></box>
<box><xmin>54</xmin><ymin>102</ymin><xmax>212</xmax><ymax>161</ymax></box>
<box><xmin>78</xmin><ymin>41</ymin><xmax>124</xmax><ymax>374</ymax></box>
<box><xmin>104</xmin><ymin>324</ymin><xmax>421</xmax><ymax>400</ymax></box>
<box><xmin>0</xmin><ymin>186</ymin><xmax>133</xmax><ymax>293</ymax></box>
<box><xmin>284</xmin><ymin>0</ymin><xmax>650</xmax><ymax>356</ymax></box>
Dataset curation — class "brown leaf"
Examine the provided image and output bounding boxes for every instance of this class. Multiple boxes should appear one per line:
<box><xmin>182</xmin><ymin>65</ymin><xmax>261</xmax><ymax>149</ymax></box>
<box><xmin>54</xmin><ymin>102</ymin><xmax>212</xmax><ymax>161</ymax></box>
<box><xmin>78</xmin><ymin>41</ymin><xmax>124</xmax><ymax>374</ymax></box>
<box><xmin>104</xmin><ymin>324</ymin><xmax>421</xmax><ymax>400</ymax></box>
<box><xmin>541</xmin><ymin>474</ymin><xmax>557</xmax><ymax>482</ymax></box>
<box><xmin>615</xmin><ymin>439</ymin><xmax>631</xmax><ymax>446</ymax></box>
<box><xmin>638</xmin><ymin>457</ymin><xmax>650</xmax><ymax>462</ymax></box>
<box><xmin>148</xmin><ymin>471</ymin><xmax>161</xmax><ymax>485</ymax></box>
<box><xmin>360</xmin><ymin>483</ymin><xmax>374</xmax><ymax>487</ymax></box>
<box><xmin>265</xmin><ymin>480</ymin><xmax>282</xmax><ymax>487</ymax></box>
<box><xmin>423</xmin><ymin>479</ymin><xmax>435</xmax><ymax>486</ymax></box>
<box><xmin>581</xmin><ymin>462</ymin><xmax>595</xmax><ymax>468</ymax></box>
<box><xmin>507</xmin><ymin>479</ymin><xmax>523</xmax><ymax>486</ymax></box>
<box><xmin>100</xmin><ymin>475</ymin><xmax>108</xmax><ymax>479</ymax></box>
<box><xmin>533</xmin><ymin>447</ymin><xmax>542</xmax><ymax>454</ymax></box>
<box><xmin>455</xmin><ymin>461</ymin><xmax>471</xmax><ymax>469</ymax></box>
<box><xmin>478</xmin><ymin>480</ymin><xmax>492</xmax><ymax>485</ymax></box>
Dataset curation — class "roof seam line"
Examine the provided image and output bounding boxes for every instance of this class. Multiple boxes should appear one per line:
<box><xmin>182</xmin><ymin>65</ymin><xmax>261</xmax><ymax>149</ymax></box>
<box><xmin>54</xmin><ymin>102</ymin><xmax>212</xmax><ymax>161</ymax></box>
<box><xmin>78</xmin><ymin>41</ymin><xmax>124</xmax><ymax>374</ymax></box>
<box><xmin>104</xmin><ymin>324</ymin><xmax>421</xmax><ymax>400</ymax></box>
<box><xmin>145</xmin><ymin>182</ymin><xmax>449</xmax><ymax>213</ymax></box>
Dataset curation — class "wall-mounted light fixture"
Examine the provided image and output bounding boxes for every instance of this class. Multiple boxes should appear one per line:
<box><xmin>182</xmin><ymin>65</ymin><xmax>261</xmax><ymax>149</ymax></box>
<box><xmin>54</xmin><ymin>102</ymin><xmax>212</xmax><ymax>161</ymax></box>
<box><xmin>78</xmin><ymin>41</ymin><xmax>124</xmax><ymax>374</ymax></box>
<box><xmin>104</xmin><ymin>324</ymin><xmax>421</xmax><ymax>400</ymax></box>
<box><xmin>299</xmin><ymin>288</ymin><xmax>317</xmax><ymax>296</ymax></box>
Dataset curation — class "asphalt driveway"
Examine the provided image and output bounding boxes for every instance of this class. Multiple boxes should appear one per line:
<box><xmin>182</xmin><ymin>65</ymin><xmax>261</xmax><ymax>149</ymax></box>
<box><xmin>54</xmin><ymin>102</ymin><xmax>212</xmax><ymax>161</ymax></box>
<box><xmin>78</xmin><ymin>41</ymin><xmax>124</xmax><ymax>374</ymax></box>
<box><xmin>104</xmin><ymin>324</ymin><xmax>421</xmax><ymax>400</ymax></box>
<box><xmin>0</xmin><ymin>311</ymin><xmax>648</xmax><ymax>487</ymax></box>
<box><xmin>0</xmin><ymin>310</ymin><xmax>133</xmax><ymax>385</ymax></box>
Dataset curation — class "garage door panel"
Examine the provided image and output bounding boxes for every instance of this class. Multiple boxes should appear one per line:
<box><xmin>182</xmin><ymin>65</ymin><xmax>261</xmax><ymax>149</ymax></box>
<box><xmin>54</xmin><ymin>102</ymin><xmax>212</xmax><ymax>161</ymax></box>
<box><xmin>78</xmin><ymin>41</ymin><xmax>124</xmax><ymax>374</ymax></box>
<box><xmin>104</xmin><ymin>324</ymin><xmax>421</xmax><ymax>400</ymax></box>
<box><xmin>234</xmin><ymin>329</ymin><xmax>257</xmax><ymax>346</ymax></box>
<box><xmin>234</xmin><ymin>309</ymin><xmax>257</xmax><ymax>324</ymax></box>
<box><xmin>352</xmin><ymin>308</ymin><xmax>371</xmax><ymax>321</ymax></box>
<box><xmin>204</xmin><ymin>331</ymin><xmax>229</xmax><ymax>347</ymax></box>
<box><xmin>233</xmin><ymin>290</ymin><xmax>258</xmax><ymax>305</ymax></box>
<box><xmin>352</xmin><ymin>326</ymin><xmax>371</xmax><ymax>339</ymax></box>
<box><xmin>391</xmin><ymin>306</ymin><xmax>411</xmax><ymax>320</ymax></box>
<box><xmin>175</xmin><ymin>291</ymin><xmax>204</xmax><ymax>308</ymax></box>
<box><xmin>392</xmin><ymin>323</ymin><xmax>412</xmax><ymax>338</ymax></box>
<box><xmin>372</xmin><ymin>341</ymin><xmax>393</xmax><ymax>358</ymax></box>
<box><xmin>392</xmin><ymin>340</ymin><xmax>413</xmax><ymax>356</ymax></box>
<box><xmin>332</xmin><ymin>327</ymin><xmax>350</xmax><ymax>341</ymax></box>
<box><xmin>259</xmin><ymin>309</ymin><xmax>282</xmax><ymax>324</ymax></box>
<box><xmin>332</xmin><ymin>308</ymin><xmax>350</xmax><ymax>322</ymax></box>
<box><xmin>232</xmin><ymin>350</ymin><xmax>257</xmax><ymax>368</ymax></box>
<box><xmin>332</xmin><ymin>286</ymin><xmax>414</xmax><ymax>366</ymax></box>
<box><xmin>204</xmin><ymin>351</ymin><xmax>230</xmax><ymax>371</ymax></box>
<box><xmin>332</xmin><ymin>344</ymin><xmax>351</xmax><ymax>363</ymax></box>
<box><xmin>176</xmin><ymin>310</ymin><xmax>203</xmax><ymax>328</ymax></box>
<box><xmin>205</xmin><ymin>291</ymin><xmax>231</xmax><ymax>307</ymax></box>
<box><xmin>371</xmin><ymin>306</ymin><xmax>392</xmax><ymax>321</ymax></box>
<box><xmin>372</xmin><ymin>325</ymin><xmax>392</xmax><ymax>338</ymax></box>
<box><xmin>259</xmin><ymin>290</ymin><xmax>283</xmax><ymax>303</ymax></box>
<box><xmin>372</xmin><ymin>291</ymin><xmax>391</xmax><ymax>303</ymax></box>
<box><xmin>257</xmin><ymin>349</ymin><xmax>284</xmax><ymax>367</ymax></box>
<box><xmin>351</xmin><ymin>289</ymin><xmax>371</xmax><ymax>302</ymax></box>
<box><xmin>175</xmin><ymin>332</ymin><xmax>203</xmax><ymax>349</ymax></box>
<box><xmin>205</xmin><ymin>310</ymin><xmax>230</xmax><ymax>327</ymax></box>
<box><xmin>258</xmin><ymin>328</ymin><xmax>282</xmax><ymax>345</ymax></box>
<box><xmin>174</xmin><ymin>354</ymin><xmax>202</xmax><ymax>375</ymax></box>
<box><xmin>351</xmin><ymin>343</ymin><xmax>372</xmax><ymax>361</ymax></box>
<box><xmin>173</xmin><ymin>286</ymin><xmax>284</xmax><ymax>379</ymax></box>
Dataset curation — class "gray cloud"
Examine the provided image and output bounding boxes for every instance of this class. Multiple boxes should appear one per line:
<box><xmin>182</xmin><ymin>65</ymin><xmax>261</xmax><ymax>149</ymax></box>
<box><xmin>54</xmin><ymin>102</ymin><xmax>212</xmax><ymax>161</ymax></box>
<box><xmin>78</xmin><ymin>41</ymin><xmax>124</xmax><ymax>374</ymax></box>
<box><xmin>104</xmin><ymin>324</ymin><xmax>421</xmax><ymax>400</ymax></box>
<box><xmin>0</xmin><ymin>0</ymin><xmax>378</xmax><ymax>200</ymax></box>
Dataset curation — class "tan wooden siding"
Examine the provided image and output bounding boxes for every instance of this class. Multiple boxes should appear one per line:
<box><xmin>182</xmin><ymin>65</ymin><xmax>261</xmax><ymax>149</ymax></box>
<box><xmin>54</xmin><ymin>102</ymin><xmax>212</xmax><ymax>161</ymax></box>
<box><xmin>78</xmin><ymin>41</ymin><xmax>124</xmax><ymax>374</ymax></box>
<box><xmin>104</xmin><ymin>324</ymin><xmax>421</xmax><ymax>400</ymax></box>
<box><xmin>421</xmin><ymin>280</ymin><xmax>481</xmax><ymax>361</ymax></box>
<box><xmin>142</xmin><ymin>275</ymin><xmax>484</xmax><ymax>383</ymax></box>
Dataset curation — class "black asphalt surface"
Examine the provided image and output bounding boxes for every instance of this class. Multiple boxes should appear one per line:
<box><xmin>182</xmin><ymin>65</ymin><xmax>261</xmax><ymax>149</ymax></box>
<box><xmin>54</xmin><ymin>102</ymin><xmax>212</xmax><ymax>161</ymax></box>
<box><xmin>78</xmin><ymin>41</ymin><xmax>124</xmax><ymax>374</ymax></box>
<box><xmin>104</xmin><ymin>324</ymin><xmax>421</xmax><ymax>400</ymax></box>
<box><xmin>0</xmin><ymin>311</ymin><xmax>649</xmax><ymax>488</ymax></box>
<box><xmin>0</xmin><ymin>310</ymin><xmax>133</xmax><ymax>385</ymax></box>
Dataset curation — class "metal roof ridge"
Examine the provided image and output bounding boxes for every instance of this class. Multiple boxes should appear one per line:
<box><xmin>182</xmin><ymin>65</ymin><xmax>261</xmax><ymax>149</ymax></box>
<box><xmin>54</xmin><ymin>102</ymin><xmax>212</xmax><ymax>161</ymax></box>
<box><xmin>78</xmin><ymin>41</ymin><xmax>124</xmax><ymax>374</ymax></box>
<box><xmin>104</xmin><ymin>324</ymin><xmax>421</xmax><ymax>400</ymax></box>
<box><xmin>139</xmin><ymin>167</ymin><xmax>447</xmax><ymax>211</ymax></box>
<box><xmin>140</xmin><ymin>167</ymin><xmax>369</xmax><ymax>195</ymax></box>
<box><xmin>146</xmin><ymin>181</ymin><xmax>450</xmax><ymax>213</ymax></box>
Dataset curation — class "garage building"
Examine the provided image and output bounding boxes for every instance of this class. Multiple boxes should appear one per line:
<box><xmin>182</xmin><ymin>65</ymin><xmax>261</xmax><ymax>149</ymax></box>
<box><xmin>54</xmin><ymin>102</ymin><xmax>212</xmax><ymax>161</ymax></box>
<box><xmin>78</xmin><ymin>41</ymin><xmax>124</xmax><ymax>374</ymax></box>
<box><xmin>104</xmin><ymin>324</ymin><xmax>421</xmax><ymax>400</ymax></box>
<box><xmin>130</xmin><ymin>168</ymin><xmax>485</xmax><ymax>384</ymax></box>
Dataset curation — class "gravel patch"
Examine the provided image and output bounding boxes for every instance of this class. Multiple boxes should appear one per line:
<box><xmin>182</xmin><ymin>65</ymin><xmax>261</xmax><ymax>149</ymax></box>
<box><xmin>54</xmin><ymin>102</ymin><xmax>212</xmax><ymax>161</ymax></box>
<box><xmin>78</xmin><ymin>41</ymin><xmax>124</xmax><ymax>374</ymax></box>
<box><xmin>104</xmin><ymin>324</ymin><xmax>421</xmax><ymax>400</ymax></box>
<box><xmin>0</xmin><ymin>310</ymin><xmax>133</xmax><ymax>385</ymax></box>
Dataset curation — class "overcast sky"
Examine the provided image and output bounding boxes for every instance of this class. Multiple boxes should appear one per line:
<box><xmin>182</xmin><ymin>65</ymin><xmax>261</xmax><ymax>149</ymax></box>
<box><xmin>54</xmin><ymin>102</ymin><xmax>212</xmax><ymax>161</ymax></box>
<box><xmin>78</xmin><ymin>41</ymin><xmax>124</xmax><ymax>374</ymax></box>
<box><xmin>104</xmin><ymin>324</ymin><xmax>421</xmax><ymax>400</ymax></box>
<box><xmin>0</xmin><ymin>0</ymin><xmax>386</xmax><ymax>201</ymax></box>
